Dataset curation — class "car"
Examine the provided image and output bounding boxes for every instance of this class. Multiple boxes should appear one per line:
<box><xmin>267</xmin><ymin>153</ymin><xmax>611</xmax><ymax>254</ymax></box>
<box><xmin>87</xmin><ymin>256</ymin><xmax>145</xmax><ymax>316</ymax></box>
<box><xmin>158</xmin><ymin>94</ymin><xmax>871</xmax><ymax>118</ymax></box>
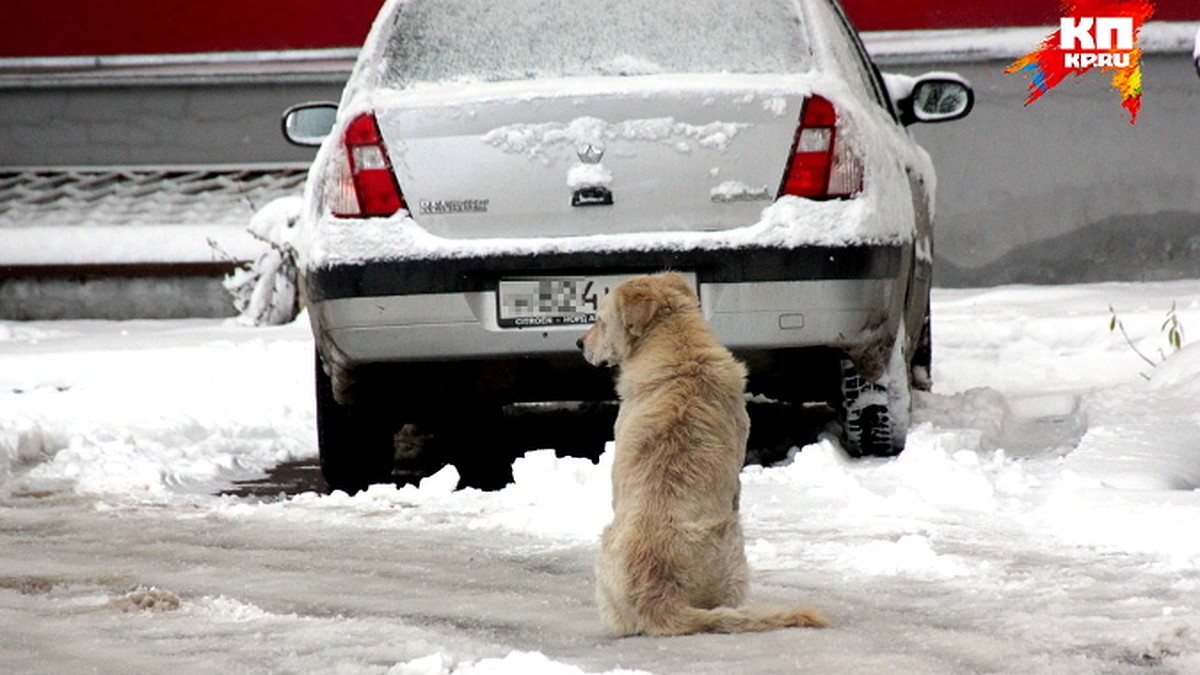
<box><xmin>282</xmin><ymin>0</ymin><xmax>974</xmax><ymax>493</ymax></box>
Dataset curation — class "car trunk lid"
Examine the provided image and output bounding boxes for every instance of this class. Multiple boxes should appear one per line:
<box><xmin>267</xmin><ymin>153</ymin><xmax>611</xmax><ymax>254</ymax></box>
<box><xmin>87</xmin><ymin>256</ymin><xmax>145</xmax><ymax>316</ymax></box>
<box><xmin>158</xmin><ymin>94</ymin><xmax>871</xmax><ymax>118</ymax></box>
<box><xmin>371</xmin><ymin>76</ymin><xmax>816</xmax><ymax>240</ymax></box>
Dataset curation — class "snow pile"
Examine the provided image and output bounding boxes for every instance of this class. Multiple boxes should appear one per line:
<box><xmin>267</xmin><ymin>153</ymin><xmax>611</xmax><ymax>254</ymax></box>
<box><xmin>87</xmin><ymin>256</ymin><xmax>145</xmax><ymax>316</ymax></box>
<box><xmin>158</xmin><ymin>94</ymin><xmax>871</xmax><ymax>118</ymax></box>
<box><xmin>834</xmin><ymin>532</ymin><xmax>979</xmax><ymax>580</ymax></box>
<box><xmin>223</xmin><ymin>196</ymin><xmax>305</xmax><ymax>327</ymax></box>
<box><xmin>929</xmin><ymin>283</ymin><xmax>1182</xmax><ymax>395</ymax></box>
<box><xmin>0</xmin><ymin>321</ymin><xmax>315</xmax><ymax>500</ymax></box>
<box><xmin>477</xmin><ymin>449</ymin><xmax>613</xmax><ymax>542</ymax></box>
<box><xmin>566</xmin><ymin>163</ymin><xmax>613</xmax><ymax>190</ymax></box>
<box><xmin>709</xmin><ymin>180</ymin><xmax>773</xmax><ymax>203</ymax></box>
<box><xmin>0</xmin><ymin>418</ymin><xmax>57</xmax><ymax>484</ymax></box>
<box><xmin>216</xmin><ymin>449</ymin><xmax>614</xmax><ymax>545</ymax></box>
<box><xmin>1032</xmin><ymin>342</ymin><xmax>1200</xmax><ymax>567</ymax></box>
<box><xmin>189</xmin><ymin>595</ymin><xmax>274</xmax><ymax>623</ymax></box>
<box><xmin>911</xmin><ymin>386</ymin><xmax>1010</xmax><ymax>451</ymax></box>
<box><xmin>22</xmin><ymin>422</ymin><xmax>295</xmax><ymax>497</ymax></box>
<box><xmin>1064</xmin><ymin>342</ymin><xmax>1200</xmax><ymax>492</ymax></box>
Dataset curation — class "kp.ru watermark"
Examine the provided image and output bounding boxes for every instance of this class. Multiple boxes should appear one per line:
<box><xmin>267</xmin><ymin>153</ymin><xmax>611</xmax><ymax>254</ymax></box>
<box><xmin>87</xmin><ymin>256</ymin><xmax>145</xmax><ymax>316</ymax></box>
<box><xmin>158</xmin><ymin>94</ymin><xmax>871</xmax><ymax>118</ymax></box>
<box><xmin>1060</xmin><ymin>16</ymin><xmax>1135</xmax><ymax>67</ymax></box>
<box><xmin>1007</xmin><ymin>1</ymin><xmax>1155</xmax><ymax>124</ymax></box>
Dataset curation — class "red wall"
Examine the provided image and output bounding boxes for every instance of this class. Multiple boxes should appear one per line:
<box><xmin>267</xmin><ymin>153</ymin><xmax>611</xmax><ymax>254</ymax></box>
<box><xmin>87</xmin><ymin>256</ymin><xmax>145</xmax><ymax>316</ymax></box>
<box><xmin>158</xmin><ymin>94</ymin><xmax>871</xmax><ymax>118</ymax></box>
<box><xmin>4</xmin><ymin>0</ymin><xmax>384</xmax><ymax>57</ymax></box>
<box><xmin>1</xmin><ymin>0</ymin><xmax>1195</xmax><ymax>59</ymax></box>
<box><xmin>840</xmin><ymin>0</ymin><xmax>1193</xmax><ymax>31</ymax></box>
<box><xmin>841</xmin><ymin>0</ymin><xmax>1056</xmax><ymax>31</ymax></box>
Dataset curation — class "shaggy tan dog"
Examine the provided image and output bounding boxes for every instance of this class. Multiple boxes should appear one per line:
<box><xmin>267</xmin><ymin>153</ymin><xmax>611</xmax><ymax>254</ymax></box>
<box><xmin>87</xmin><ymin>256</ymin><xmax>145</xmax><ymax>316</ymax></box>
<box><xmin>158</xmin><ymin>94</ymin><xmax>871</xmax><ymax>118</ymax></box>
<box><xmin>578</xmin><ymin>272</ymin><xmax>827</xmax><ymax>636</ymax></box>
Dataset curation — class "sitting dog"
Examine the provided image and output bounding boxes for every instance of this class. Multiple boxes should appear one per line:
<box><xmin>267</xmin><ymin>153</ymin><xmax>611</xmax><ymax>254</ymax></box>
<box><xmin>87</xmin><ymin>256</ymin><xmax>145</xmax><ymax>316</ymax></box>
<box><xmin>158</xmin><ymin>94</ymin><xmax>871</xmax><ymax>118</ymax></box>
<box><xmin>578</xmin><ymin>272</ymin><xmax>827</xmax><ymax>636</ymax></box>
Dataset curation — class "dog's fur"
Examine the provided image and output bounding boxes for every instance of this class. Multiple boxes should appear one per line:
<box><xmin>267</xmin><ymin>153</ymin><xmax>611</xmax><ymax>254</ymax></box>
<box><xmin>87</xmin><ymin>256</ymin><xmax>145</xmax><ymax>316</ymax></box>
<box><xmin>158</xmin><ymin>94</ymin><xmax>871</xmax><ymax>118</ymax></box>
<box><xmin>579</xmin><ymin>272</ymin><xmax>827</xmax><ymax>636</ymax></box>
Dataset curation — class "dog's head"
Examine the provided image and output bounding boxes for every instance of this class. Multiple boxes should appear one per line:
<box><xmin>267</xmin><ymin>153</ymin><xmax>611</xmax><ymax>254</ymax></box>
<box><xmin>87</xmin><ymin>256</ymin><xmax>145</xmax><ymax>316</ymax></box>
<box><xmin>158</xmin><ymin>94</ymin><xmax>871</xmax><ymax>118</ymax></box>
<box><xmin>578</xmin><ymin>272</ymin><xmax>699</xmax><ymax>367</ymax></box>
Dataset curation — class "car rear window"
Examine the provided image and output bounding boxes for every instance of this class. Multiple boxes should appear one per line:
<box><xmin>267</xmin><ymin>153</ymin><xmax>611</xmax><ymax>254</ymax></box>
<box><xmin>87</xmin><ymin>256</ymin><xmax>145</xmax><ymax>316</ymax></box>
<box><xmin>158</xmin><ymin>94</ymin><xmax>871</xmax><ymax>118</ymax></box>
<box><xmin>380</xmin><ymin>0</ymin><xmax>813</xmax><ymax>86</ymax></box>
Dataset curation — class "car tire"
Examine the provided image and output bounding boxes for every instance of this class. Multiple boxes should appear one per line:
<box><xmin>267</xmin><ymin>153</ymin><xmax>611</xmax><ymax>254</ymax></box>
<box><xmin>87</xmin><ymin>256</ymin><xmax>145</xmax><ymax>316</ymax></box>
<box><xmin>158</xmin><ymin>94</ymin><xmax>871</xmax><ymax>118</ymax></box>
<box><xmin>314</xmin><ymin>353</ymin><xmax>397</xmax><ymax>493</ymax></box>
<box><xmin>838</xmin><ymin>335</ymin><xmax>911</xmax><ymax>457</ymax></box>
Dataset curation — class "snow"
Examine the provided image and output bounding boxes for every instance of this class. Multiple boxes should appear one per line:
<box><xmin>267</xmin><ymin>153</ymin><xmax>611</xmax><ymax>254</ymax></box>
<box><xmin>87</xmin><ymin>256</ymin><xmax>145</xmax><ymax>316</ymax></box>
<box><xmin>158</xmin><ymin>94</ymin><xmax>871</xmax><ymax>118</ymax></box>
<box><xmin>392</xmin><ymin>650</ymin><xmax>651</xmax><ymax>675</ymax></box>
<box><xmin>223</xmin><ymin>196</ymin><xmax>304</xmax><ymax>326</ymax></box>
<box><xmin>709</xmin><ymin>181</ymin><xmax>773</xmax><ymax>204</ymax></box>
<box><xmin>305</xmin><ymin>194</ymin><xmax>895</xmax><ymax>269</ymax></box>
<box><xmin>3</xmin><ymin>281</ymin><xmax>1200</xmax><ymax>672</ymax></box>
<box><xmin>481</xmin><ymin>117</ymin><xmax>748</xmax><ymax>158</ymax></box>
<box><xmin>0</xmin><ymin>224</ymin><xmax>265</xmax><ymax>267</ymax></box>
<box><xmin>374</xmin><ymin>0</ymin><xmax>812</xmax><ymax>88</ymax></box>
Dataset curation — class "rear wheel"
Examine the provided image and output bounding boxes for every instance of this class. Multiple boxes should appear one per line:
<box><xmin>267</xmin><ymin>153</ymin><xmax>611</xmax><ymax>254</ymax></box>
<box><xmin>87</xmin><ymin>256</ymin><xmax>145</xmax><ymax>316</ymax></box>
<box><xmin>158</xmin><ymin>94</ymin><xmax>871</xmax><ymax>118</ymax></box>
<box><xmin>838</xmin><ymin>335</ymin><xmax>912</xmax><ymax>457</ymax></box>
<box><xmin>314</xmin><ymin>353</ymin><xmax>397</xmax><ymax>493</ymax></box>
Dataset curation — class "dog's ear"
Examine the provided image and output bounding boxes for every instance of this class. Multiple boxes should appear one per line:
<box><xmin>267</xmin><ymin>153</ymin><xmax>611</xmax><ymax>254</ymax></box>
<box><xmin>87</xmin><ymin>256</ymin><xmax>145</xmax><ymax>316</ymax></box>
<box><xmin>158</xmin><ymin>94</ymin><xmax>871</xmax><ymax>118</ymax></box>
<box><xmin>659</xmin><ymin>272</ymin><xmax>700</xmax><ymax>312</ymax></box>
<box><xmin>660</xmin><ymin>272</ymin><xmax>694</xmax><ymax>298</ymax></box>
<box><xmin>617</xmin><ymin>285</ymin><xmax>661</xmax><ymax>338</ymax></box>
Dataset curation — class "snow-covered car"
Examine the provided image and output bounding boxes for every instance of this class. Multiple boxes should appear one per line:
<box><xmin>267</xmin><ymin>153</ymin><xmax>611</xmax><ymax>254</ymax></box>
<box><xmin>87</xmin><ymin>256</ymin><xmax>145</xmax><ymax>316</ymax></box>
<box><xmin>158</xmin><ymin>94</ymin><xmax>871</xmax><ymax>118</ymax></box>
<box><xmin>283</xmin><ymin>0</ymin><xmax>974</xmax><ymax>492</ymax></box>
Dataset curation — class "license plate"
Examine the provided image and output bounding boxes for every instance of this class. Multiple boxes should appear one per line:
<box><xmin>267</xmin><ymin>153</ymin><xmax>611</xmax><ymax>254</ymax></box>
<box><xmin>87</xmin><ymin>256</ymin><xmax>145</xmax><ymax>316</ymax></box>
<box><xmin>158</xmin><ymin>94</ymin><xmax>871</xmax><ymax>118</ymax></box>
<box><xmin>497</xmin><ymin>275</ymin><xmax>629</xmax><ymax>328</ymax></box>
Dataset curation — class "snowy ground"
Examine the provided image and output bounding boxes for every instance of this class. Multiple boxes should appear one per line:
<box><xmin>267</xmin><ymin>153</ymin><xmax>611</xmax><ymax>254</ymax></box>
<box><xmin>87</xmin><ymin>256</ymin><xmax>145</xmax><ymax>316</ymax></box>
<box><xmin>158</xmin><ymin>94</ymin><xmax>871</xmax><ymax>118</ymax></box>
<box><xmin>2</xmin><ymin>281</ymin><xmax>1200</xmax><ymax>674</ymax></box>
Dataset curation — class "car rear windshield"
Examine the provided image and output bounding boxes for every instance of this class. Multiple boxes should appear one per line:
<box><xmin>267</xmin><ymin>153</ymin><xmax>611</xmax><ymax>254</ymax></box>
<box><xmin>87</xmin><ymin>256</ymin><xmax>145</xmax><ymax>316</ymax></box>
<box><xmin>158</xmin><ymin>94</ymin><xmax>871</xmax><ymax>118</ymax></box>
<box><xmin>380</xmin><ymin>0</ymin><xmax>813</xmax><ymax>86</ymax></box>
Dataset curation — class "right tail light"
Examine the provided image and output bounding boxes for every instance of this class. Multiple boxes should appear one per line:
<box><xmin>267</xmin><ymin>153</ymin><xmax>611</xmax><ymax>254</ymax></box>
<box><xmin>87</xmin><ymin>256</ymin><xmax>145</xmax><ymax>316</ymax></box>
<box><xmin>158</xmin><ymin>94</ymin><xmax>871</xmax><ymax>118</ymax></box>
<box><xmin>778</xmin><ymin>95</ymin><xmax>863</xmax><ymax>200</ymax></box>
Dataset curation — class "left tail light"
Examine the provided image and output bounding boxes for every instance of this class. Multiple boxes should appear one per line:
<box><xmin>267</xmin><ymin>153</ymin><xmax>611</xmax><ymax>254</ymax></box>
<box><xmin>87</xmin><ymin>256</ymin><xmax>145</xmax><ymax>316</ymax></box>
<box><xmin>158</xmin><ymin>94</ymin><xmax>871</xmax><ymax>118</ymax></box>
<box><xmin>778</xmin><ymin>95</ymin><xmax>864</xmax><ymax>200</ymax></box>
<box><xmin>329</xmin><ymin>112</ymin><xmax>405</xmax><ymax>218</ymax></box>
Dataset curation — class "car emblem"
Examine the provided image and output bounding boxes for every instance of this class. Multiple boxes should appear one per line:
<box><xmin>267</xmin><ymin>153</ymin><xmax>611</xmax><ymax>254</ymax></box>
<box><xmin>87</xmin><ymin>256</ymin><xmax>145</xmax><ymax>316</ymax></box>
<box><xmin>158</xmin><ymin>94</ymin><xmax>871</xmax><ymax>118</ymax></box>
<box><xmin>576</xmin><ymin>142</ymin><xmax>605</xmax><ymax>164</ymax></box>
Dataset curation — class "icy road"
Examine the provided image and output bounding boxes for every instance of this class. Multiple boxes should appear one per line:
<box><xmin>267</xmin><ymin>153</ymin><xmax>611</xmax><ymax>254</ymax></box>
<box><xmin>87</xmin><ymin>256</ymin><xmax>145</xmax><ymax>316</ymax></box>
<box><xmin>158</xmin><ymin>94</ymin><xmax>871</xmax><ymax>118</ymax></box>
<box><xmin>2</xmin><ymin>281</ymin><xmax>1200</xmax><ymax>674</ymax></box>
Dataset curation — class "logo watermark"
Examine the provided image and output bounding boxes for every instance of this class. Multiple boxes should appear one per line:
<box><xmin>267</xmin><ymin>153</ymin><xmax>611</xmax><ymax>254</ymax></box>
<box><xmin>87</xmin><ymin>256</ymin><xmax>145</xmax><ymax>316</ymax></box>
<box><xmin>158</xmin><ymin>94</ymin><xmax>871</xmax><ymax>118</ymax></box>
<box><xmin>1006</xmin><ymin>1</ymin><xmax>1155</xmax><ymax>124</ymax></box>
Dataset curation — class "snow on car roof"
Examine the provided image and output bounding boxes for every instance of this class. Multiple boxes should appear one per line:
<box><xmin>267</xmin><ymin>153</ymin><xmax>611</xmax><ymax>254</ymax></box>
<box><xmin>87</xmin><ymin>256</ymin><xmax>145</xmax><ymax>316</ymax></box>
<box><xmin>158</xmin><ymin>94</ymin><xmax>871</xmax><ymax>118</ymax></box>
<box><xmin>378</xmin><ymin>0</ymin><xmax>814</xmax><ymax>87</ymax></box>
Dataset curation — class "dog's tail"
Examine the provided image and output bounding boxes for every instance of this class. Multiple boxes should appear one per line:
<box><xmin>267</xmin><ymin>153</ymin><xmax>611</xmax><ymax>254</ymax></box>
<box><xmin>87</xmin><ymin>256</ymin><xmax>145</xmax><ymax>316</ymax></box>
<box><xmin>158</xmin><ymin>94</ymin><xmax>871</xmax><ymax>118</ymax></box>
<box><xmin>665</xmin><ymin>604</ymin><xmax>829</xmax><ymax>635</ymax></box>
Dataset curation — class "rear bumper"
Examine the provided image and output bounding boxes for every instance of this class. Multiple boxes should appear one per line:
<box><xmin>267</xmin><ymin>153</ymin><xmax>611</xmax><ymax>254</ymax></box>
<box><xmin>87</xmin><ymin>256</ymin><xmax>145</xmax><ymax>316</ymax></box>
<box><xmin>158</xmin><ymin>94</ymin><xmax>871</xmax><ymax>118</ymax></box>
<box><xmin>305</xmin><ymin>244</ymin><xmax>903</xmax><ymax>301</ymax></box>
<box><xmin>305</xmin><ymin>244</ymin><xmax>910</xmax><ymax>377</ymax></box>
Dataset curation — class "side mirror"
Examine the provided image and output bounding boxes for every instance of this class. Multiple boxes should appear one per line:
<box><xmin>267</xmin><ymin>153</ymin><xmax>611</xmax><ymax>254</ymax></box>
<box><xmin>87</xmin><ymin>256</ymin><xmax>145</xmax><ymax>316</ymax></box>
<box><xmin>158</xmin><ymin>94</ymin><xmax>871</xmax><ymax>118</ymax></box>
<box><xmin>885</xmin><ymin>72</ymin><xmax>975</xmax><ymax>126</ymax></box>
<box><xmin>282</xmin><ymin>102</ymin><xmax>339</xmax><ymax>147</ymax></box>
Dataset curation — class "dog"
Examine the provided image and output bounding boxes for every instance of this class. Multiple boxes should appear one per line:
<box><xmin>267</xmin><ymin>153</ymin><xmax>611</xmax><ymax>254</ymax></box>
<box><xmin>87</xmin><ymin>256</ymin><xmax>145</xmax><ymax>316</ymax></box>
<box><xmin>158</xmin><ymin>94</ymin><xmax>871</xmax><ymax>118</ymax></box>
<box><xmin>578</xmin><ymin>272</ymin><xmax>827</xmax><ymax>636</ymax></box>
